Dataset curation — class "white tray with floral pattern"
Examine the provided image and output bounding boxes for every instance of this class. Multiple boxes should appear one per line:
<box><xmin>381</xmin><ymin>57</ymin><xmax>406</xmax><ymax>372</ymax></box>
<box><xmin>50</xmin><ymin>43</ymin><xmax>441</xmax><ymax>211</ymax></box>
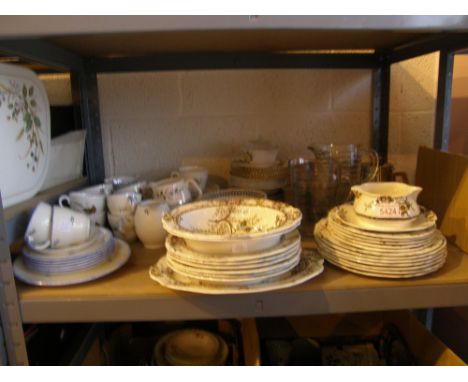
<box><xmin>0</xmin><ymin>63</ymin><xmax>50</xmax><ymax>208</ymax></box>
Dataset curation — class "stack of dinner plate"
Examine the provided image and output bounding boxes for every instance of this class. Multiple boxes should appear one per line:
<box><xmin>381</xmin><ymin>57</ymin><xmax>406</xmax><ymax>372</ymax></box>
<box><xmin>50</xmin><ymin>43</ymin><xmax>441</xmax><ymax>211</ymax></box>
<box><xmin>314</xmin><ymin>198</ymin><xmax>447</xmax><ymax>279</ymax></box>
<box><xmin>149</xmin><ymin>198</ymin><xmax>325</xmax><ymax>294</ymax></box>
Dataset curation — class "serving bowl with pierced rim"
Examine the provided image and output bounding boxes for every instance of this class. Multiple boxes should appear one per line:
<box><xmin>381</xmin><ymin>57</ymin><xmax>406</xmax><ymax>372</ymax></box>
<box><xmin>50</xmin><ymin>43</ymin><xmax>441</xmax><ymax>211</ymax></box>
<box><xmin>162</xmin><ymin>198</ymin><xmax>302</xmax><ymax>254</ymax></box>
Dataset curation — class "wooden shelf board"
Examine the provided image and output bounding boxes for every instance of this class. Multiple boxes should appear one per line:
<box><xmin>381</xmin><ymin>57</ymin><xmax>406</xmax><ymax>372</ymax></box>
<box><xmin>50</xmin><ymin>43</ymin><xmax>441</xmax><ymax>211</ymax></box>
<box><xmin>1</xmin><ymin>16</ymin><xmax>468</xmax><ymax>57</ymax></box>
<box><xmin>15</xmin><ymin>240</ymin><xmax>468</xmax><ymax>323</ymax></box>
<box><xmin>4</xmin><ymin>177</ymin><xmax>88</xmax><ymax>221</ymax></box>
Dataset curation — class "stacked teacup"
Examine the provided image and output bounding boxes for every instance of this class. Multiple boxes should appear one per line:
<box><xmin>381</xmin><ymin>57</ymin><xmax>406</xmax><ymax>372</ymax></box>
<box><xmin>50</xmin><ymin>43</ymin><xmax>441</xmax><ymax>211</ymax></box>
<box><xmin>314</xmin><ymin>182</ymin><xmax>447</xmax><ymax>278</ymax></box>
<box><xmin>106</xmin><ymin>189</ymin><xmax>142</xmax><ymax>243</ymax></box>
<box><xmin>58</xmin><ymin>183</ymin><xmax>113</xmax><ymax>226</ymax></box>
<box><xmin>25</xmin><ymin>202</ymin><xmax>91</xmax><ymax>251</ymax></box>
<box><xmin>19</xmin><ymin>202</ymin><xmax>113</xmax><ymax>278</ymax></box>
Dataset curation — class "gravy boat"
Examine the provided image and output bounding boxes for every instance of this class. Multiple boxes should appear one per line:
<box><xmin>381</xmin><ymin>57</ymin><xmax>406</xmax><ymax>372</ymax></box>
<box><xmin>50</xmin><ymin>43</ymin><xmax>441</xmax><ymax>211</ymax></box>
<box><xmin>351</xmin><ymin>182</ymin><xmax>422</xmax><ymax>219</ymax></box>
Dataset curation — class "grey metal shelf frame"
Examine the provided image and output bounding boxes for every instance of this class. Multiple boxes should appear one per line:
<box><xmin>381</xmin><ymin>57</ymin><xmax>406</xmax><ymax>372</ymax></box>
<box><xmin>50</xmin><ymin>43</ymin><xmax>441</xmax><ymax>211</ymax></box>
<box><xmin>1</xmin><ymin>15</ymin><xmax>468</xmax><ymax>365</ymax></box>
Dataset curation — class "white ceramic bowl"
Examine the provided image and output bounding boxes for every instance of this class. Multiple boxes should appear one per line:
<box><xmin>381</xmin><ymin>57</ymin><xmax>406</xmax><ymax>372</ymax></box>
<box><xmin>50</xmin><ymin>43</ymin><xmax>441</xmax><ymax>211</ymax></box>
<box><xmin>164</xmin><ymin>329</ymin><xmax>220</xmax><ymax>366</ymax></box>
<box><xmin>162</xmin><ymin>198</ymin><xmax>301</xmax><ymax>254</ymax></box>
<box><xmin>351</xmin><ymin>182</ymin><xmax>422</xmax><ymax>219</ymax></box>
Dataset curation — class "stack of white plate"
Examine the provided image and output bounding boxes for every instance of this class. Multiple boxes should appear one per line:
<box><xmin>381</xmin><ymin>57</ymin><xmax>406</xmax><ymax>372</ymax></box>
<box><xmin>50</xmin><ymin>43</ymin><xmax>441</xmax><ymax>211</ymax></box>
<box><xmin>13</xmin><ymin>227</ymin><xmax>131</xmax><ymax>286</ymax></box>
<box><xmin>229</xmin><ymin>160</ymin><xmax>288</xmax><ymax>195</ymax></box>
<box><xmin>314</xmin><ymin>204</ymin><xmax>447</xmax><ymax>278</ymax></box>
<box><xmin>149</xmin><ymin>198</ymin><xmax>325</xmax><ymax>294</ymax></box>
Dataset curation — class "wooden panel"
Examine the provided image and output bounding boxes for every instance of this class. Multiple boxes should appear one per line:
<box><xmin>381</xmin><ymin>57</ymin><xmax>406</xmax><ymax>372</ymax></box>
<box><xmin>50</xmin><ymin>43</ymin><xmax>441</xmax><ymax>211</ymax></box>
<box><xmin>415</xmin><ymin>146</ymin><xmax>468</xmax><ymax>224</ymax></box>
<box><xmin>262</xmin><ymin>311</ymin><xmax>466</xmax><ymax>365</ymax></box>
<box><xmin>13</xmin><ymin>240</ymin><xmax>468</xmax><ymax>323</ymax></box>
<box><xmin>46</xmin><ymin>30</ymin><xmax>421</xmax><ymax>57</ymax></box>
<box><xmin>240</xmin><ymin>319</ymin><xmax>261</xmax><ymax>366</ymax></box>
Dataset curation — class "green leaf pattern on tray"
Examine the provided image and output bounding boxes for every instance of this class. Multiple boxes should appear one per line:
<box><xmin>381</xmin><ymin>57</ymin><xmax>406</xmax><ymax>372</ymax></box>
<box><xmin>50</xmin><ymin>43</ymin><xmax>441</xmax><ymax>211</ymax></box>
<box><xmin>0</xmin><ymin>80</ymin><xmax>43</xmax><ymax>172</ymax></box>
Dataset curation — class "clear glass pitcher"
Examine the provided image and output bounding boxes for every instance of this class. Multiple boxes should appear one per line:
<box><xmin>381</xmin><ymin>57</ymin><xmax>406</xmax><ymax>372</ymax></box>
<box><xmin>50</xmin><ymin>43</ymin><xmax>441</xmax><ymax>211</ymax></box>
<box><xmin>307</xmin><ymin>144</ymin><xmax>379</xmax><ymax>204</ymax></box>
<box><xmin>284</xmin><ymin>157</ymin><xmax>341</xmax><ymax>237</ymax></box>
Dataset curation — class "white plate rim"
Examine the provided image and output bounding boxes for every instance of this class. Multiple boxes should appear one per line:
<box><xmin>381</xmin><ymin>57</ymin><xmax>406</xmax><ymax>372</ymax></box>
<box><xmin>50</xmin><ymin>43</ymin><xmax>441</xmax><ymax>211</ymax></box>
<box><xmin>23</xmin><ymin>227</ymin><xmax>113</xmax><ymax>261</ymax></box>
<box><xmin>13</xmin><ymin>238</ymin><xmax>130</xmax><ymax>286</ymax></box>
<box><xmin>322</xmin><ymin>254</ymin><xmax>447</xmax><ymax>279</ymax></box>
<box><xmin>333</xmin><ymin>204</ymin><xmax>437</xmax><ymax>233</ymax></box>
<box><xmin>148</xmin><ymin>250</ymin><xmax>324</xmax><ymax>295</ymax></box>
<box><xmin>165</xmin><ymin>230</ymin><xmax>301</xmax><ymax>263</ymax></box>
<box><xmin>162</xmin><ymin>198</ymin><xmax>302</xmax><ymax>242</ymax></box>
<box><xmin>166</xmin><ymin>246</ymin><xmax>301</xmax><ymax>280</ymax></box>
<box><xmin>315</xmin><ymin>220</ymin><xmax>446</xmax><ymax>256</ymax></box>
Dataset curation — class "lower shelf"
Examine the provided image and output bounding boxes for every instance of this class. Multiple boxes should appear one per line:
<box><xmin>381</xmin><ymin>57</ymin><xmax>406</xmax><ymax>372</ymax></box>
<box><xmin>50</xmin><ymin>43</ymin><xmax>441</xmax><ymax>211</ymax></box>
<box><xmin>79</xmin><ymin>319</ymin><xmax>243</xmax><ymax>366</ymax></box>
<box><xmin>244</xmin><ymin>310</ymin><xmax>466</xmax><ymax>366</ymax></box>
<box><xmin>14</xmin><ymin>241</ymin><xmax>468</xmax><ymax>323</ymax></box>
<box><xmin>72</xmin><ymin>311</ymin><xmax>466</xmax><ymax>366</ymax></box>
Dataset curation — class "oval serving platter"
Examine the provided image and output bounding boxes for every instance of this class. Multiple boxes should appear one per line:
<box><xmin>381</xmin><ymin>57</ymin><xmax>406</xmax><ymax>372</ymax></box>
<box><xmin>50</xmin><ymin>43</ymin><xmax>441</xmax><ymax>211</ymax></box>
<box><xmin>0</xmin><ymin>63</ymin><xmax>50</xmax><ymax>208</ymax></box>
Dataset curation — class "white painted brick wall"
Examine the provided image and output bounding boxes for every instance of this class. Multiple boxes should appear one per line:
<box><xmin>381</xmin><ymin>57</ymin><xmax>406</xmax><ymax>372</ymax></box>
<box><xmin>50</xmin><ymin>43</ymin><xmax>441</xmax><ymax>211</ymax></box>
<box><xmin>388</xmin><ymin>52</ymin><xmax>439</xmax><ymax>183</ymax></box>
<box><xmin>39</xmin><ymin>58</ymin><xmax>438</xmax><ymax>185</ymax></box>
<box><xmin>98</xmin><ymin>69</ymin><xmax>372</xmax><ymax>181</ymax></box>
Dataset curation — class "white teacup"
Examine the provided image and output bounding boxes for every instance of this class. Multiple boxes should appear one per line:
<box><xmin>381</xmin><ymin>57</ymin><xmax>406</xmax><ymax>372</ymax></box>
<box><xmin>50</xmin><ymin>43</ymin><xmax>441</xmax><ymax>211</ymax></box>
<box><xmin>107</xmin><ymin>213</ymin><xmax>137</xmax><ymax>243</ymax></box>
<box><xmin>106</xmin><ymin>191</ymin><xmax>142</xmax><ymax>215</ymax></box>
<box><xmin>150</xmin><ymin>177</ymin><xmax>202</xmax><ymax>207</ymax></box>
<box><xmin>59</xmin><ymin>191</ymin><xmax>107</xmax><ymax>226</ymax></box>
<box><xmin>247</xmin><ymin>147</ymin><xmax>278</xmax><ymax>166</ymax></box>
<box><xmin>24</xmin><ymin>202</ymin><xmax>53</xmax><ymax>250</ymax></box>
<box><xmin>134</xmin><ymin>200</ymin><xmax>170</xmax><ymax>249</ymax></box>
<box><xmin>105</xmin><ymin>175</ymin><xmax>137</xmax><ymax>190</ymax></box>
<box><xmin>50</xmin><ymin>206</ymin><xmax>91</xmax><ymax>249</ymax></box>
<box><xmin>118</xmin><ymin>181</ymin><xmax>147</xmax><ymax>193</ymax></box>
<box><xmin>84</xmin><ymin>183</ymin><xmax>113</xmax><ymax>195</ymax></box>
<box><xmin>171</xmin><ymin>166</ymin><xmax>209</xmax><ymax>191</ymax></box>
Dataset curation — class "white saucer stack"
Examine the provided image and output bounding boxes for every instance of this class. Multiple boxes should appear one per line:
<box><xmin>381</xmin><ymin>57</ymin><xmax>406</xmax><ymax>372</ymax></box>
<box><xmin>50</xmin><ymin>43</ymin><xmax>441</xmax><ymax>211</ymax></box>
<box><xmin>149</xmin><ymin>198</ymin><xmax>324</xmax><ymax>294</ymax></box>
<box><xmin>314</xmin><ymin>203</ymin><xmax>447</xmax><ymax>279</ymax></box>
<box><xmin>14</xmin><ymin>202</ymin><xmax>131</xmax><ymax>286</ymax></box>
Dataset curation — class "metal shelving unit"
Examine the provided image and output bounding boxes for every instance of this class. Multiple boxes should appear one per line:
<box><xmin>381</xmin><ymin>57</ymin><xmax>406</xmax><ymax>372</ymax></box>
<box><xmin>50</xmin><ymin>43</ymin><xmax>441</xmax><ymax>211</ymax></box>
<box><xmin>1</xmin><ymin>15</ymin><xmax>468</xmax><ymax>365</ymax></box>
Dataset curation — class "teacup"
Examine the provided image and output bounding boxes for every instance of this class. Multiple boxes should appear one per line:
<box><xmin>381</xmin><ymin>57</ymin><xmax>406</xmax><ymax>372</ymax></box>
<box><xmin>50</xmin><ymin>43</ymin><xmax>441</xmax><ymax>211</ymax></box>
<box><xmin>150</xmin><ymin>177</ymin><xmax>202</xmax><ymax>207</ymax></box>
<box><xmin>247</xmin><ymin>147</ymin><xmax>278</xmax><ymax>166</ymax></box>
<box><xmin>83</xmin><ymin>183</ymin><xmax>113</xmax><ymax>196</ymax></box>
<box><xmin>58</xmin><ymin>188</ymin><xmax>108</xmax><ymax>226</ymax></box>
<box><xmin>24</xmin><ymin>202</ymin><xmax>53</xmax><ymax>250</ymax></box>
<box><xmin>242</xmin><ymin>139</ymin><xmax>279</xmax><ymax>166</ymax></box>
<box><xmin>118</xmin><ymin>181</ymin><xmax>152</xmax><ymax>199</ymax></box>
<box><xmin>171</xmin><ymin>166</ymin><xmax>209</xmax><ymax>191</ymax></box>
<box><xmin>106</xmin><ymin>191</ymin><xmax>142</xmax><ymax>215</ymax></box>
<box><xmin>107</xmin><ymin>213</ymin><xmax>137</xmax><ymax>243</ymax></box>
<box><xmin>105</xmin><ymin>175</ymin><xmax>137</xmax><ymax>190</ymax></box>
<box><xmin>31</xmin><ymin>203</ymin><xmax>91</xmax><ymax>250</ymax></box>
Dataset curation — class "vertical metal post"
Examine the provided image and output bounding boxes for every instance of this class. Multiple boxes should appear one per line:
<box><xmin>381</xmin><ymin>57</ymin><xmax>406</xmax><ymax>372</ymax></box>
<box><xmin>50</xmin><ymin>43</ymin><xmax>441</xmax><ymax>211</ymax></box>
<box><xmin>71</xmin><ymin>64</ymin><xmax>105</xmax><ymax>185</ymax></box>
<box><xmin>372</xmin><ymin>56</ymin><xmax>391</xmax><ymax>164</ymax></box>
<box><xmin>0</xmin><ymin>195</ymin><xmax>28</xmax><ymax>365</ymax></box>
<box><xmin>434</xmin><ymin>49</ymin><xmax>454</xmax><ymax>151</ymax></box>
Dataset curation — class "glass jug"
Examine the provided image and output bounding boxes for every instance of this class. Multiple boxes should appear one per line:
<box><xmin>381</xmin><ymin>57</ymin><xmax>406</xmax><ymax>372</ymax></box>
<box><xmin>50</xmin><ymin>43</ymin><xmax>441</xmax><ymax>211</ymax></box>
<box><xmin>307</xmin><ymin>144</ymin><xmax>379</xmax><ymax>205</ymax></box>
